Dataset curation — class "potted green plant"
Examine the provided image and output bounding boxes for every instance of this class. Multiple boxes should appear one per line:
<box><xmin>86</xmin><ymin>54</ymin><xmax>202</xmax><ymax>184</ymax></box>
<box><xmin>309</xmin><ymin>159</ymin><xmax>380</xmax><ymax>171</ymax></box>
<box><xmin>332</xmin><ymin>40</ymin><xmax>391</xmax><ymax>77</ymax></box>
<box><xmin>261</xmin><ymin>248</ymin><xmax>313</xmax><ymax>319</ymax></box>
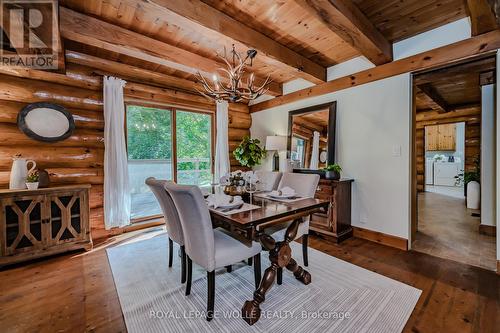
<box><xmin>324</xmin><ymin>164</ymin><xmax>342</xmax><ymax>180</ymax></box>
<box><xmin>25</xmin><ymin>170</ymin><xmax>39</xmax><ymax>190</ymax></box>
<box><xmin>233</xmin><ymin>136</ymin><xmax>266</xmax><ymax>168</ymax></box>
<box><xmin>456</xmin><ymin>156</ymin><xmax>480</xmax><ymax>197</ymax></box>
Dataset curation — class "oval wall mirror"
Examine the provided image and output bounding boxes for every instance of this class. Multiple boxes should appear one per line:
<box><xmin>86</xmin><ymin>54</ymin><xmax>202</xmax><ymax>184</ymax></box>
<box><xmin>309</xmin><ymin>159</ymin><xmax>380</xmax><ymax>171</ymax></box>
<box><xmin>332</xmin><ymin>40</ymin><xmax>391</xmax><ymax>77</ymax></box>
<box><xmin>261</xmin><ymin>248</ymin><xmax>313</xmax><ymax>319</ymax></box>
<box><xmin>18</xmin><ymin>103</ymin><xmax>75</xmax><ymax>142</ymax></box>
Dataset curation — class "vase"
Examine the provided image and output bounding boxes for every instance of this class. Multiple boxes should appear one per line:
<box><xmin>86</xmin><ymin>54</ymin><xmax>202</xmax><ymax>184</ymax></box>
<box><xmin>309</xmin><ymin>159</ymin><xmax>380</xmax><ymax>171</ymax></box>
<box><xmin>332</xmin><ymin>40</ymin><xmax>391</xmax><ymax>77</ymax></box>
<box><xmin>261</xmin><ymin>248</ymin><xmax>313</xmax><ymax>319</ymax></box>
<box><xmin>26</xmin><ymin>182</ymin><xmax>39</xmax><ymax>190</ymax></box>
<box><xmin>223</xmin><ymin>185</ymin><xmax>245</xmax><ymax>196</ymax></box>
<box><xmin>9</xmin><ymin>157</ymin><xmax>36</xmax><ymax>189</ymax></box>
<box><xmin>466</xmin><ymin>181</ymin><xmax>480</xmax><ymax>209</ymax></box>
<box><xmin>325</xmin><ymin>170</ymin><xmax>340</xmax><ymax>180</ymax></box>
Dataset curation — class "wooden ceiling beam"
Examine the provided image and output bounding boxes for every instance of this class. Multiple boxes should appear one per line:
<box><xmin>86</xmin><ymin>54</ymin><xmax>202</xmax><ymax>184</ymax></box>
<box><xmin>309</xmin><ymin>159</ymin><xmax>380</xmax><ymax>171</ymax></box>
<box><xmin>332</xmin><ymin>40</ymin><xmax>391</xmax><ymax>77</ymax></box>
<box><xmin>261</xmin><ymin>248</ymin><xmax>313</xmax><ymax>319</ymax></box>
<box><xmin>294</xmin><ymin>0</ymin><xmax>392</xmax><ymax>65</ymax></box>
<box><xmin>413</xmin><ymin>56</ymin><xmax>496</xmax><ymax>85</ymax></box>
<box><xmin>417</xmin><ymin>84</ymin><xmax>451</xmax><ymax>113</ymax></box>
<box><xmin>466</xmin><ymin>0</ymin><xmax>498</xmax><ymax>36</ymax></box>
<box><xmin>479</xmin><ymin>70</ymin><xmax>495</xmax><ymax>85</ymax></box>
<box><xmin>59</xmin><ymin>7</ymin><xmax>282</xmax><ymax>96</ymax></box>
<box><xmin>126</xmin><ymin>0</ymin><xmax>325</xmax><ymax>83</ymax></box>
<box><xmin>65</xmin><ymin>51</ymin><xmax>204</xmax><ymax>94</ymax></box>
<box><xmin>249</xmin><ymin>30</ymin><xmax>500</xmax><ymax>113</ymax></box>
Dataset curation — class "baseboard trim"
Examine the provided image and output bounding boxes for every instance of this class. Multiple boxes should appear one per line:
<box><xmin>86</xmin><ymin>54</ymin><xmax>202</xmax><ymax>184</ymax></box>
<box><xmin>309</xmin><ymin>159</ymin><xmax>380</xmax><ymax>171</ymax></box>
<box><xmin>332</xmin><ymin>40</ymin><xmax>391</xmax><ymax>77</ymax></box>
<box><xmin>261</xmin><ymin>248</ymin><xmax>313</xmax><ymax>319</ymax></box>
<box><xmin>353</xmin><ymin>227</ymin><xmax>408</xmax><ymax>251</ymax></box>
<box><xmin>478</xmin><ymin>224</ymin><xmax>496</xmax><ymax>236</ymax></box>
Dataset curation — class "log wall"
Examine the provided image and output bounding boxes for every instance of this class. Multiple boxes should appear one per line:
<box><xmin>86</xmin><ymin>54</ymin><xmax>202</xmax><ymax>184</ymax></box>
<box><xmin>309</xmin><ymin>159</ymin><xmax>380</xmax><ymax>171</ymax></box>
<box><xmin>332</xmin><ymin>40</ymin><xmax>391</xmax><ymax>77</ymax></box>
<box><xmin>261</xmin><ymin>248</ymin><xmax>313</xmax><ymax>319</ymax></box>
<box><xmin>415</xmin><ymin>107</ymin><xmax>481</xmax><ymax>192</ymax></box>
<box><xmin>0</xmin><ymin>65</ymin><xmax>251</xmax><ymax>239</ymax></box>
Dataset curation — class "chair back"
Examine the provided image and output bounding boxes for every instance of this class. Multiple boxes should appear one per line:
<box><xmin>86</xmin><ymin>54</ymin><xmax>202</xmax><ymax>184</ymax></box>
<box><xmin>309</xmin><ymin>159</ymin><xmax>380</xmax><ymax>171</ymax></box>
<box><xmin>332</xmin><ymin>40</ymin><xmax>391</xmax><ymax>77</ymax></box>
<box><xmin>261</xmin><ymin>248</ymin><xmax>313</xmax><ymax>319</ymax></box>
<box><xmin>278</xmin><ymin>173</ymin><xmax>320</xmax><ymax>198</ymax></box>
<box><xmin>145</xmin><ymin>177</ymin><xmax>184</xmax><ymax>245</ymax></box>
<box><xmin>164</xmin><ymin>182</ymin><xmax>216</xmax><ymax>271</ymax></box>
<box><xmin>255</xmin><ymin>171</ymin><xmax>282</xmax><ymax>192</ymax></box>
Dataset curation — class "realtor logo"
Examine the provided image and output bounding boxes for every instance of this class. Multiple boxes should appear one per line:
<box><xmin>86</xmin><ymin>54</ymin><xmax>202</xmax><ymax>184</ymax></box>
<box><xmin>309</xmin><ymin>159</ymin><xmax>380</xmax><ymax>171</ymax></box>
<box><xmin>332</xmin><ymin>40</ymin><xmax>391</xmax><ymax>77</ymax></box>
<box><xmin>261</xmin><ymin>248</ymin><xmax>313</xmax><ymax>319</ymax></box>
<box><xmin>0</xmin><ymin>0</ymin><xmax>59</xmax><ymax>69</ymax></box>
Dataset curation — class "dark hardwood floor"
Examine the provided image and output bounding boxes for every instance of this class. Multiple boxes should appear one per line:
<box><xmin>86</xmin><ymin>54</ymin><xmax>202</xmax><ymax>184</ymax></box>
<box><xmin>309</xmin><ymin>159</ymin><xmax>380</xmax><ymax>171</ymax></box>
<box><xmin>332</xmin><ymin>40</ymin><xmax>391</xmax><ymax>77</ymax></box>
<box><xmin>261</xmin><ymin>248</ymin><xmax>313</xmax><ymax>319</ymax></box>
<box><xmin>414</xmin><ymin>191</ymin><xmax>496</xmax><ymax>271</ymax></box>
<box><xmin>0</xmin><ymin>227</ymin><xmax>498</xmax><ymax>332</ymax></box>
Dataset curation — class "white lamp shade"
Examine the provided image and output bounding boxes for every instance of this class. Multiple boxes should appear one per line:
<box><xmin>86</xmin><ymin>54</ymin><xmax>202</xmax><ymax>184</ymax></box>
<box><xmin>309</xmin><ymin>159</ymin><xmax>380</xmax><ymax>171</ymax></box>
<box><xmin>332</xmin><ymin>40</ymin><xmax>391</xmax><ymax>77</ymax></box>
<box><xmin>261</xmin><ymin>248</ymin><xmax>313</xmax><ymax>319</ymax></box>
<box><xmin>265</xmin><ymin>135</ymin><xmax>287</xmax><ymax>151</ymax></box>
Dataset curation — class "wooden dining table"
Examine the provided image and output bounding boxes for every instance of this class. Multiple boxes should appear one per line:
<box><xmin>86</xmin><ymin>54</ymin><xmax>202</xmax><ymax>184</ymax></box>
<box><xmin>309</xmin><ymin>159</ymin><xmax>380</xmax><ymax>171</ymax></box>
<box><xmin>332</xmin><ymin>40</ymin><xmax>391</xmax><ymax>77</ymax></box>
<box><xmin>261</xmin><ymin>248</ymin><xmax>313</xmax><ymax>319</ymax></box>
<box><xmin>209</xmin><ymin>194</ymin><xmax>329</xmax><ymax>325</ymax></box>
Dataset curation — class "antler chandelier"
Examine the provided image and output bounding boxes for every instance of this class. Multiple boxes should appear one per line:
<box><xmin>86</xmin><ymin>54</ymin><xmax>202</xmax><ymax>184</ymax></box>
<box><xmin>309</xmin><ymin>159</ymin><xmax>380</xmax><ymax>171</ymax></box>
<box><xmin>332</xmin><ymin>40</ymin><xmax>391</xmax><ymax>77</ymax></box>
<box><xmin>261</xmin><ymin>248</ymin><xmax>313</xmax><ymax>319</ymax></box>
<box><xmin>196</xmin><ymin>45</ymin><xmax>272</xmax><ymax>103</ymax></box>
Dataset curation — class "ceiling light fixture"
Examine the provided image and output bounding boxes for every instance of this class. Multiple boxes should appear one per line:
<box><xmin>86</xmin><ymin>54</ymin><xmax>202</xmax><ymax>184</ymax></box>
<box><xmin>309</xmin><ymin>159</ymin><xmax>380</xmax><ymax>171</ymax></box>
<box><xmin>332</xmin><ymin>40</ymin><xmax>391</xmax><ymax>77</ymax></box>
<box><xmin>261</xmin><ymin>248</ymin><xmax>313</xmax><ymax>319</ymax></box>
<box><xmin>196</xmin><ymin>45</ymin><xmax>272</xmax><ymax>103</ymax></box>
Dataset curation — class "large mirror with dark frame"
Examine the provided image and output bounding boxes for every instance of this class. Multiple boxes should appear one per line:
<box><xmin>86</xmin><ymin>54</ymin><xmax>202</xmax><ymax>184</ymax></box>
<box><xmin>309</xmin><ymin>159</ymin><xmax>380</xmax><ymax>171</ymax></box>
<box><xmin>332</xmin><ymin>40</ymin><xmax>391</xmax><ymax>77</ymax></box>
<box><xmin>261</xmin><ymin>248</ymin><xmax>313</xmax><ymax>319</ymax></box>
<box><xmin>287</xmin><ymin>102</ymin><xmax>336</xmax><ymax>171</ymax></box>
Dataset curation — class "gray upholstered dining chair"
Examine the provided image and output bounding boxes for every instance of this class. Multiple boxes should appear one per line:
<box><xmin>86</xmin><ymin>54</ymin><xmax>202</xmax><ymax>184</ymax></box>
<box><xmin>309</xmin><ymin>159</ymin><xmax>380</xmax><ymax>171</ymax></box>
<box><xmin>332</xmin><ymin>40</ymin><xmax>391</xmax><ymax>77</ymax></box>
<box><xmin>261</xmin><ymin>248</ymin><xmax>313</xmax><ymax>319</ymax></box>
<box><xmin>265</xmin><ymin>173</ymin><xmax>320</xmax><ymax>284</ymax></box>
<box><xmin>164</xmin><ymin>182</ymin><xmax>262</xmax><ymax>321</ymax></box>
<box><xmin>145</xmin><ymin>177</ymin><xmax>186</xmax><ymax>284</ymax></box>
<box><xmin>255</xmin><ymin>170</ymin><xmax>282</xmax><ymax>192</ymax></box>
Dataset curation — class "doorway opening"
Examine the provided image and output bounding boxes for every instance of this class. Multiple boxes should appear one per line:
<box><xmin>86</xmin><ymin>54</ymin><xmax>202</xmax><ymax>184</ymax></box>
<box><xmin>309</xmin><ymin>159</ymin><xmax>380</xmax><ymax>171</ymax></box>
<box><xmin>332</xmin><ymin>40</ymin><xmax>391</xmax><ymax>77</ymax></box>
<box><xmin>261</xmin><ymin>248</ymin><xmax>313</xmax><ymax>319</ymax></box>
<box><xmin>411</xmin><ymin>55</ymin><xmax>497</xmax><ymax>271</ymax></box>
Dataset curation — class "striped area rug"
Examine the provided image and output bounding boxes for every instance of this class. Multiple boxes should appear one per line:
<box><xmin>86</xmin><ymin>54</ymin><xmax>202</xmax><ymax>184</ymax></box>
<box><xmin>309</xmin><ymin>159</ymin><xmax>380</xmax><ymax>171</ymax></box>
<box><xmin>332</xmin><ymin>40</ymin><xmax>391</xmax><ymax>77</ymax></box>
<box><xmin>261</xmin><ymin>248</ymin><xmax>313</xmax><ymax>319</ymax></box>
<box><xmin>107</xmin><ymin>232</ymin><xmax>421</xmax><ymax>333</ymax></box>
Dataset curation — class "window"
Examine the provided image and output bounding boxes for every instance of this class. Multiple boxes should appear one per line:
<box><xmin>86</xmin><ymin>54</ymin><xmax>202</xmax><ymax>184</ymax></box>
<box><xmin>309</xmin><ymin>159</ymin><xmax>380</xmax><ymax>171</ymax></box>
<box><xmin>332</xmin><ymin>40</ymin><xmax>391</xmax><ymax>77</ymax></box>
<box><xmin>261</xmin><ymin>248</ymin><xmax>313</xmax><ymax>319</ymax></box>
<box><xmin>176</xmin><ymin>110</ymin><xmax>212</xmax><ymax>186</ymax></box>
<box><xmin>291</xmin><ymin>136</ymin><xmax>306</xmax><ymax>168</ymax></box>
<box><xmin>126</xmin><ymin>105</ymin><xmax>213</xmax><ymax>220</ymax></box>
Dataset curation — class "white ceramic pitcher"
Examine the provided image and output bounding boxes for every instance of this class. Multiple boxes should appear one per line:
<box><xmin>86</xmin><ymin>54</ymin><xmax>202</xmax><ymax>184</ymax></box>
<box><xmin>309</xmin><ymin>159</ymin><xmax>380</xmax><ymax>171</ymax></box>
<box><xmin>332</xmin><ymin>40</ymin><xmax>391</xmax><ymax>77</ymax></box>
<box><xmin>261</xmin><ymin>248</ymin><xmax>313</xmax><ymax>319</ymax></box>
<box><xmin>9</xmin><ymin>157</ymin><xmax>36</xmax><ymax>189</ymax></box>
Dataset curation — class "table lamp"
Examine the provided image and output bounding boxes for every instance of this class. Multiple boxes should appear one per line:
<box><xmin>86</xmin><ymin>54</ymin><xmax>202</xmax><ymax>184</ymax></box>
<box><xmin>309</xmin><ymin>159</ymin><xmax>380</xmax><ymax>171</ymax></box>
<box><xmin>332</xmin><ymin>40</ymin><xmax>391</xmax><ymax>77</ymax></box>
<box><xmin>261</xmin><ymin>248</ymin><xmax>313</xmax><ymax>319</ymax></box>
<box><xmin>265</xmin><ymin>135</ymin><xmax>287</xmax><ymax>171</ymax></box>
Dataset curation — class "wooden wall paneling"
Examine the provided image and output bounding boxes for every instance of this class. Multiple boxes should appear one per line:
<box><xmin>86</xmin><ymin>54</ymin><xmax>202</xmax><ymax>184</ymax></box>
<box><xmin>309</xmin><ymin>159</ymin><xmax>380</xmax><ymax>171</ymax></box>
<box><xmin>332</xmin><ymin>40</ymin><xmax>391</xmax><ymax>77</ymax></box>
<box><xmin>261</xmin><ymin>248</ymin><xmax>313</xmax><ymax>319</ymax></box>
<box><xmin>0</xmin><ymin>65</ymin><xmax>102</xmax><ymax>91</ymax></box>
<box><xmin>0</xmin><ymin>69</ymin><xmax>106</xmax><ymax>241</ymax></box>
<box><xmin>65</xmin><ymin>51</ymin><xmax>205</xmax><ymax>94</ymax></box>
<box><xmin>0</xmin><ymin>74</ymin><xmax>103</xmax><ymax>111</ymax></box>
<box><xmin>416</xmin><ymin>128</ymin><xmax>425</xmax><ymax>192</ymax></box>
<box><xmin>0</xmin><ymin>123</ymin><xmax>104</xmax><ymax>148</ymax></box>
<box><xmin>0</xmin><ymin>146</ymin><xmax>104</xmax><ymax>172</ymax></box>
<box><xmin>227</xmin><ymin>103</ymin><xmax>252</xmax><ymax>171</ymax></box>
<box><xmin>89</xmin><ymin>185</ymin><xmax>104</xmax><ymax>209</ymax></box>
<box><xmin>465</xmin><ymin>123</ymin><xmax>481</xmax><ymax>171</ymax></box>
<box><xmin>415</xmin><ymin>107</ymin><xmax>480</xmax><ymax>122</ymax></box>
<box><xmin>0</xmin><ymin>100</ymin><xmax>104</xmax><ymax>129</ymax></box>
<box><xmin>45</xmin><ymin>168</ymin><xmax>104</xmax><ymax>185</ymax></box>
<box><xmin>479</xmin><ymin>70</ymin><xmax>496</xmax><ymax>85</ymax></box>
<box><xmin>228</xmin><ymin>111</ymin><xmax>252</xmax><ymax>129</ymax></box>
<box><xmin>228</xmin><ymin>128</ymin><xmax>250</xmax><ymax>141</ymax></box>
<box><xmin>124</xmin><ymin>82</ymin><xmax>215</xmax><ymax>107</ymax></box>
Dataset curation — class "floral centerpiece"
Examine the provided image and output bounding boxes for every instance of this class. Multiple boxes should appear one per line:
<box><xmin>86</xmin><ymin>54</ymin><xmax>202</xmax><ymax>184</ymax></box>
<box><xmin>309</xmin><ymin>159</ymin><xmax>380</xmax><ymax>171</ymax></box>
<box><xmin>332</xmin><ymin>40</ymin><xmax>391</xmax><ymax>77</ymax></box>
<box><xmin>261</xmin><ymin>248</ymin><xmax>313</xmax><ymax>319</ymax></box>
<box><xmin>220</xmin><ymin>170</ymin><xmax>259</xmax><ymax>196</ymax></box>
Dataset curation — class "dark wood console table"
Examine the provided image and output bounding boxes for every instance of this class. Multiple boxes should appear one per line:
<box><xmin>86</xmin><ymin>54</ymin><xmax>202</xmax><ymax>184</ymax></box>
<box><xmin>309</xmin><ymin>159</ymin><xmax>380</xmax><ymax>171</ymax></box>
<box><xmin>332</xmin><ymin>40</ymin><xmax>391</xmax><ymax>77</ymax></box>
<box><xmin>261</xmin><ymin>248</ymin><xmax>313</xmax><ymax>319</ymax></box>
<box><xmin>310</xmin><ymin>178</ymin><xmax>354</xmax><ymax>243</ymax></box>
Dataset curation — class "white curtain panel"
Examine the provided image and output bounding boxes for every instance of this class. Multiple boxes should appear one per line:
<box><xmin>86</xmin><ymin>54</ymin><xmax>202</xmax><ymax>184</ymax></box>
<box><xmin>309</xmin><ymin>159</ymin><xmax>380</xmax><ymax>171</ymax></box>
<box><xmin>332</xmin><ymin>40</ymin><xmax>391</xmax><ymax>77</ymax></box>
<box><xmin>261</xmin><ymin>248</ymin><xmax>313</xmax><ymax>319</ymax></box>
<box><xmin>310</xmin><ymin>131</ymin><xmax>320</xmax><ymax>170</ymax></box>
<box><xmin>103</xmin><ymin>76</ymin><xmax>131</xmax><ymax>229</ymax></box>
<box><xmin>214</xmin><ymin>100</ymin><xmax>230</xmax><ymax>181</ymax></box>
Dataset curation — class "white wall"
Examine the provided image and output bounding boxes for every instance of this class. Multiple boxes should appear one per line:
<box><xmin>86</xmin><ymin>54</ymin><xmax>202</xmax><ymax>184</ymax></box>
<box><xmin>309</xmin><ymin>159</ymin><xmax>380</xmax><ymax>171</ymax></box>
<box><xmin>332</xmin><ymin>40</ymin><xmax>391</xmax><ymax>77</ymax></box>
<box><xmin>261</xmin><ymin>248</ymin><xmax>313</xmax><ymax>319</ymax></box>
<box><xmin>251</xmin><ymin>74</ymin><xmax>412</xmax><ymax>239</ymax></box>
<box><xmin>327</xmin><ymin>56</ymin><xmax>375</xmax><ymax>81</ymax></box>
<box><xmin>393</xmin><ymin>17</ymin><xmax>471</xmax><ymax>60</ymax></box>
<box><xmin>282</xmin><ymin>78</ymin><xmax>315</xmax><ymax>95</ymax></box>
<box><xmin>482</xmin><ymin>85</ymin><xmax>496</xmax><ymax>227</ymax></box>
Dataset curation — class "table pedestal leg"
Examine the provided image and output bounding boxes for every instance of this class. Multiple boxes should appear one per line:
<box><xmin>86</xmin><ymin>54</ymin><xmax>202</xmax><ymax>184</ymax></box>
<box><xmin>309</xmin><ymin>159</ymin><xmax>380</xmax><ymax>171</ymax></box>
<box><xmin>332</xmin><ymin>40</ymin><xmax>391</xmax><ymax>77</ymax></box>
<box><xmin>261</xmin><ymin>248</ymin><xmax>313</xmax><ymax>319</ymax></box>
<box><xmin>242</xmin><ymin>218</ymin><xmax>311</xmax><ymax>325</ymax></box>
